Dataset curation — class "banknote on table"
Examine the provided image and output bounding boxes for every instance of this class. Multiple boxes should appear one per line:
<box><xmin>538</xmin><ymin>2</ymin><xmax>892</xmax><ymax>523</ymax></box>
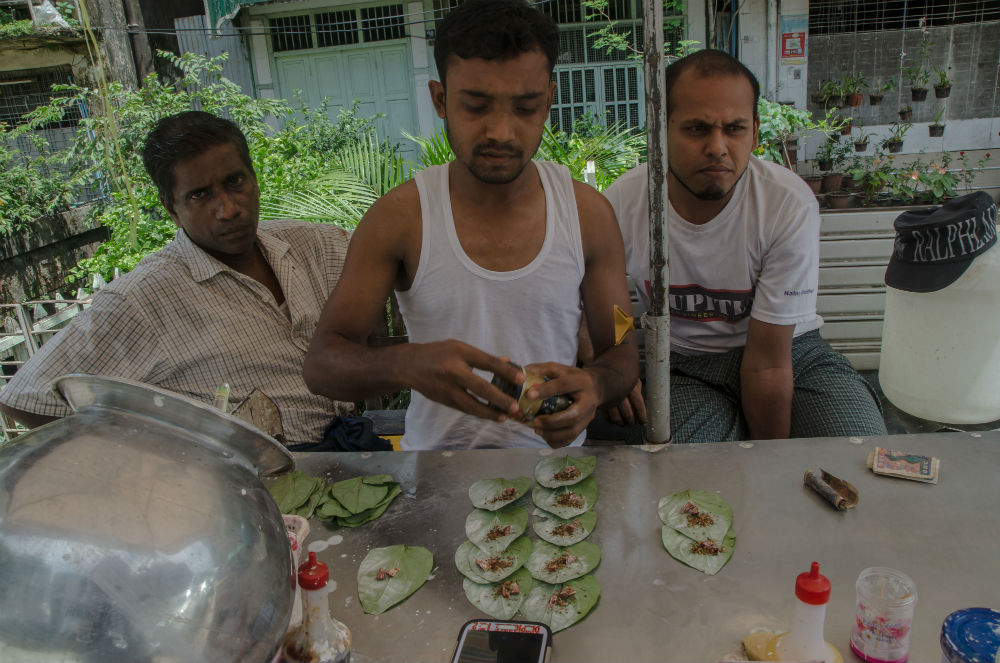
<box><xmin>866</xmin><ymin>446</ymin><xmax>940</xmax><ymax>484</ymax></box>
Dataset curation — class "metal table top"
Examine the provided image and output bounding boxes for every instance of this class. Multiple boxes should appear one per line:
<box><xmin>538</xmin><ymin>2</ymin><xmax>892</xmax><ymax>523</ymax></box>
<box><xmin>286</xmin><ymin>432</ymin><xmax>1000</xmax><ymax>662</ymax></box>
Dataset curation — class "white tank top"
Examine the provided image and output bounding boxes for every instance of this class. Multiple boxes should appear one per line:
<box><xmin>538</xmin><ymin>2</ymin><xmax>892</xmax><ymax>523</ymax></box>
<box><xmin>397</xmin><ymin>161</ymin><xmax>586</xmax><ymax>450</ymax></box>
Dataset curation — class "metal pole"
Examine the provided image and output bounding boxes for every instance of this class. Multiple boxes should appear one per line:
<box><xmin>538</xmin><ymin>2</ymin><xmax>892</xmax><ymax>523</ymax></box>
<box><xmin>643</xmin><ymin>0</ymin><xmax>670</xmax><ymax>443</ymax></box>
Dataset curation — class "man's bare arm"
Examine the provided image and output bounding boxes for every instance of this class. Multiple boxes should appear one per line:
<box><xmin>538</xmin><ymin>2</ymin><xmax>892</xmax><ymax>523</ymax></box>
<box><xmin>527</xmin><ymin>184</ymin><xmax>640</xmax><ymax>444</ymax></box>
<box><xmin>303</xmin><ymin>184</ymin><xmax>522</xmax><ymax>421</ymax></box>
<box><xmin>741</xmin><ymin>317</ymin><xmax>795</xmax><ymax>440</ymax></box>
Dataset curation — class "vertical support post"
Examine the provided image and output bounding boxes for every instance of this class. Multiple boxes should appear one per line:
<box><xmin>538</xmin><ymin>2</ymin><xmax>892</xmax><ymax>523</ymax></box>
<box><xmin>643</xmin><ymin>0</ymin><xmax>670</xmax><ymax>444</ymax></box>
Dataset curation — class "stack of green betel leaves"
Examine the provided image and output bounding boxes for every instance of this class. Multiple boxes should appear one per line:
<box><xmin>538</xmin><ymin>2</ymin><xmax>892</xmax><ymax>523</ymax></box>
<box><xmin>456</xmin><ymin>477</ymin><xmax>535</xmax><ymax>621</ymax></box>
<box><xmin>267</xmin><ymin>471</ymin><xmax>401</xmax><ymax>527</ymax></box>
<box><xmin>658</xmin><ymin>489</ymin><xmax>735</xmax><ymax>576</ymax></box>
<box><xmin>455</xmin><ymin>457</ymin><xmax>601</xmax><ymax>633</ymax></box>
<box><xmin>522</xmin><ymin>456</ymin><xmax>601</xmax><ymax>632</ymax></box>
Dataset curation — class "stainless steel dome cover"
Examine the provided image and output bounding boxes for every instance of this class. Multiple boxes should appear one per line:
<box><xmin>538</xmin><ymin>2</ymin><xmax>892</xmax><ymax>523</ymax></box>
<box><xmin>0</xmin><ymin>374</ymin><xmax>297</xmax><ymax>662</ymax></box>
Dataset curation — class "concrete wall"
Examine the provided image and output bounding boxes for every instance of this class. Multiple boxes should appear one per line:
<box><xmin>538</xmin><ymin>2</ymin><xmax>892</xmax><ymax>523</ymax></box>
<box><xmin>0</xmin><ymin>34</ymin><xmax>92</xmax><ymax>85</ymax></box>
<box><xmin>0</xmin><ymin>206</ymin><xmax>108</xmax><ymax>302</ymax></box>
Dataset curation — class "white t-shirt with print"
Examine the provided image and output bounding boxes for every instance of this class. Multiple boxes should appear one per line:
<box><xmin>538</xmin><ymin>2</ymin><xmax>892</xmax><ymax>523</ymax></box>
<box><xmin>603</xmin><ymin>157</ymin><xmax>823</xmax><ymax>355</ymax></box>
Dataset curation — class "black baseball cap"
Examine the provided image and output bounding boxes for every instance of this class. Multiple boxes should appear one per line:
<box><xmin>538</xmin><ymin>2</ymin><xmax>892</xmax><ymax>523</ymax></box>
<box><xmin>884</xmin><ymin>191</ymin><xmax>998</xmax><ymax>293</ymax></box>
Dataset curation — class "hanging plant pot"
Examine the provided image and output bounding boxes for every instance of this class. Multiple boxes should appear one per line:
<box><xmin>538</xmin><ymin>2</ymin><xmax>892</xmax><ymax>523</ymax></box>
<box><xmin>934</xmin><ymin>85</ymin><xmax>951</xmax><ymax>98</ymax></box>
<box><xmin>899</xmin><ymin>109</ymin><xmax>913</xmax><ymax>121</ymax></box>
<box><xmin>801</xmin><ymin>175</ymin><xmax>823</xmax><ymax>195</ymax></box>
<box><xmin>869</xmin><ymin>94</ymin><xmax>884</xmax><ymax>106</ymax></box>
<box><xmin>846</xmin><ymin>92</ymin><xmax>863</xmax><ymax>107</ymax></box>
<box><xmin>929</xmin><ymin>124</ymin><xmax>945</xmax><ymax>137</ymax></box>
<box><xmin>827</xmin><ymin>94</ymin><xmax>844</xmax><ymax>107</ymax></box>
<box><xmin>887</xmin><ymin>139</ymin><xmax>904</xmax><ymax>153</ymax></box>
<box><xmin>840</xmin><ymin>121</ymin><xmax>853</xmax><ymax>136</ymax></box>
<box><xmin>817</xmin><ymin>158</ymin><xmax>833</xmax><ymax>171</ymax></box>
<box><xmin>811</xmin><ymin>91</ymin><xmax>827</xmax><ymax>104</ymax></box>
<box><xmin>826</xmin><ymin>191</ymin><xmax>853</xmax><ymax>209</ymax></box>
<box><xmin>821</xmin><ymin>172</ymin><xmax>844</xmax><ymax>193</ymax></box>
<box><xmin>911</xmin><ymin>87</ymin><xmax>928</xmax><ymax>102</ymax></box>
<box><xmin>854</xmin><ymin>139</ymin><xmax>869</xmax><ymax>152</ymax></box>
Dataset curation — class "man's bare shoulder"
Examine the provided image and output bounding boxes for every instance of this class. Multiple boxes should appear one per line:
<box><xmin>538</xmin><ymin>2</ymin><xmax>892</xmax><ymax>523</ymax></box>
<box><xmin>572</xmin><ymin>180</ymin><xmax>618</xmax><ymax>230</ymax></box>
<box><xmin>365</xmin><ymin>178</ymin><xmax>421</xmax><ymax>225</ymax></box>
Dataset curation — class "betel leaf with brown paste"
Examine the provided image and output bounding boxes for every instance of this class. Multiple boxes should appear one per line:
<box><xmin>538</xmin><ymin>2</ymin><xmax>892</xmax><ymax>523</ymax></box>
<box><xmin>533</xmin><ymin>455</ymin><xmax>597</xmax><ymax>488</ymax></box>
<box><xmin>455</xmin><ymin>536</ymin><xmax>533</xmax><ymax>584</ymax></box>
<box><xmin>519</xmin><ymin>574</ymin><xmax>601</xmax><ymax>633</ymax></box>
<box><xmin>532</xmin><ymin>477</ymin><xmax>597</xmax><ymax>519</ymax></box>
<box><xmin>658</xmin><ymin>489</ymin><xmax>733</xmax><ymax>545</ymax></box>
<box><xmin>524</xmin><ymin>540</ymin><xmax>601</xmax><ymax>584</ymax></box>
<box><xmin>661</xmin><ymin>525</ymin><xmax>735</xmax><ymax>576</ymax></box>
<box><xmin>465</xmin><ymin>505</ymin><xmax>529</xmax><ymax>556</ymax></box>
<box><xmin>468</xmin><ymin>477</ymin><xmax>532</xmax><ymax>511</ymax></box>
<box><xmin>462</xmin><ymin>567</ymin><xmax>534</xmax><ymax>620</ymax></box>
<box><xmin>531</xmin><ymin>508</ymin><xmax>597</xmax><ymax>546</ymax></box>
<box><xmin>357</xmin><ymin>544</ymin><xmax>433</xmax><ymax>615</ymax></box>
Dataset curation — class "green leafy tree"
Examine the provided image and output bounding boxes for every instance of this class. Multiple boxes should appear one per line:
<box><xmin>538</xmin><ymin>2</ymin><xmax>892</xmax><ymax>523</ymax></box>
<box><xmin>6</xmin><ymin>51</ymin><xmax>376</xmax><ymax>284</ymax></box>
<box><xmin>581</xmin><ymin>0</ymin><xmax>698</xmax><ymax>61</ymax></box>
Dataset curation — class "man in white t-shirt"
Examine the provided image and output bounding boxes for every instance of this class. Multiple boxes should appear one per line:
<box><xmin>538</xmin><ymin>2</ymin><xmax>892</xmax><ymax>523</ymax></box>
<box><xmin>603</xmin><ymin>50</ymin><xmax>885</xmax><ymax>442</ymax></box>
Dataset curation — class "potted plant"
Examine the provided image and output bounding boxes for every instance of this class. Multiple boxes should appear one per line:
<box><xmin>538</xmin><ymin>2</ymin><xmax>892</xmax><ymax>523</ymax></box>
<box><xmin>934</xmin><ymin>67</ymin><xmax>952</xmax><ymax>98</ymax></box>
<box><xmin>898</xmin><ymin>105</ymin><xmax>913</xmax><ymax>122</ymax></box>
<box><xmin>811</xmin><ymin>80</ymin><xmax>831</xmax><ymax>105</ymax></box>
<box><xmin>755</xmin><ymin>99</ymin><xmax>844</xmax><ymax>169</ymax></box>
<box><xmin>815</xmin><ymin>139</ymin><xmax>837</xmax><ymax>174</ymax></box>
<box><xmin>826</xmin><ymin>190</ymin><xmax>853</xmax><ymax>209</ymax></box>
<box><xmin>854</xmin><ymin>128</ymin><xmax>873</xmax><ymax>152</ymax></box>
<box><xmin>905</xmin><ymin>66</ymin><xmax>930</xmax><ymax>101</ymax></box>
<box><xmin>929</xmin><ymin>105</ymin><xmax>946</xmax><ymax>137</ymax></box>
<box><xmin>801</xmin><ymin>168</ymin><xmax>823</xmax><ymax>194</ymax></box>
<box><xmin>819</xmin><ymin>139</ymin><xmax>851</xmax><ymax>192</ymax></box>
<box><xmin>869</xmin><ymin>78</ymin><xmax>896</xmax><ymax>106</ymax></box>
<box><xmin>839</xmin><ymin>114</ymin><xmax>854</xmax><ymax>135</ymax></box>
<box><xmin>842</xmin><ymin>73</ymin><xmax>868</xmax><ymax>107</ymax></box>
<box><xmin>881</xmin><ymin>121</ymin><xmax>911</xmax><ymax>154</ymax></box>
<box><xmin>917</xmin><ymin>156</ymin><xmax>958</xmax><ymax>203</ymax></box>
<box><xmin>822</xmin><ymin>79</ymin><xmax>844</xmax><ymax>108</ymax></box>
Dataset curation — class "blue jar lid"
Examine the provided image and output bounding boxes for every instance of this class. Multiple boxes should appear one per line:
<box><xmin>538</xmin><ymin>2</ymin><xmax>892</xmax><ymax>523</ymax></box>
<box><xmin>941</xmin><ymin>608</ymin><xmax>1000</xmax><ymax>663</ymax></box>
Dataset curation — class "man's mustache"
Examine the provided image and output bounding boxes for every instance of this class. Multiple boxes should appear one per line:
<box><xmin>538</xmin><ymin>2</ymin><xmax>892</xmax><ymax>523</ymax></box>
<box><xmin>474</xmin><ymin>142</ymin><xmax>523</xmax><ymax>157</ymax></box>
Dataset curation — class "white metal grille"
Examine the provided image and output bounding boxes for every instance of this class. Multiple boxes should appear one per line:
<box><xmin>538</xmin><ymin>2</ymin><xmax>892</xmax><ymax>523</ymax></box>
<box><xmin>809</xmin><ymin>0</ymin><xmax>1000</xmax><ymax>34</ymax></box>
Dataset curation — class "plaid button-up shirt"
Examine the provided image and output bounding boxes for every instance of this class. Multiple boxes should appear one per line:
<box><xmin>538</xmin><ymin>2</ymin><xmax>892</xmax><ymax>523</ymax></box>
<box><xmin>0</xmin><ymin>219</ymin><xmax>352</xmax><ymax>445</ymax></box>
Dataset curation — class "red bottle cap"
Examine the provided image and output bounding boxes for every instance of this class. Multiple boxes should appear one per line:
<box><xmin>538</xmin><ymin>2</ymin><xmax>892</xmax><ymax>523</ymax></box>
<box><xmin>795</xmin><ymin>561</ymin><xmax>831</xmax><ymax>605</ymax></box>
<box><xmin>297</xmin><ymin>551</ymin><xmax>329</xmax><ymax>590</ymax></box>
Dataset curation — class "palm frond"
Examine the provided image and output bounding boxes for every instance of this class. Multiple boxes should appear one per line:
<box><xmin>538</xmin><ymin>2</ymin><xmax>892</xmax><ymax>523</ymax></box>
<box><xmin>404</xmin><ymin>128</ymin><xmax>454</xmax><ymax>167</ymax></box>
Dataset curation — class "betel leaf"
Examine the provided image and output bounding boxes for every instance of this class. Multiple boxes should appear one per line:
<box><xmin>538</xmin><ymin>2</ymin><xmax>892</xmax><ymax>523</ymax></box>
<box><xmin>519</xmin><ymin>574</ymin><xmax>601</xmax><ymax>633</ymax></box>
<box><xmin>532</xmin><ymin>508</ymin><xmax>597</xmax><ymax>546</ymax></box>
<box><xmin>465</xmin><ymin>506</ymin><xmax>529</xmax><ymax>556</ymax></box>
<box><xmin>661</xmin><ymin>525</ymin><xmax>736</xmax><ymax>576</ymax></box>
<box><xmin>455</xmin><ymin>536</ymin><xmax>533</xmax><ymax>584</ymax></box>
<box><xmin>462</xmin><ymin>567</ymin><xmax>534</xmax><ymax>620</ymax></box>
<box><xmin>268</xmin><ymin>471</ymin><xmax>325</xmax><ymax>514</ymax></box>
<box><xmin>532</xmin><ymin>477</ymin><xmax>597</xmax><ymax>519</ymax></box>
<box><xmin>317</xmin><ymin>495</ymin><xmax>351</xmax><ymax>519</ymax></box>
<box><xmin>468</xmin><ymin>476</ymin><xmax>532</xmax><ymax>511</ymax></box>
<box><xmin>293</xmin><ymin>483</ymin><xmax>326</xmax><ymax>520</ymax></box>
<box><xmin>357</xmin><ymin>544</ymin><xmax>433</xmax><ymax>615</ymax></box>
<box><xmin>330</xmin><ymin>475</ymin><xmax>390</xmax><ymax>513</ymax></box>
<box><xmin>534</xmin><ymin>455</ymin><xmax>597</xmax><ymax>488</ymax></box>
<box><xmin>524</xmin><ymin>540</ymin><xmax>601</xmax><ymax>584</ymax></box>
<box><xmin>658</xmin><ymin>490</ymin><xmax>733</xmax><ymax>545</ymax></box>
<box><xmin>335</xmin><ymin>483</ymin><xmax>402</xmax><ymax>527</ymax></box>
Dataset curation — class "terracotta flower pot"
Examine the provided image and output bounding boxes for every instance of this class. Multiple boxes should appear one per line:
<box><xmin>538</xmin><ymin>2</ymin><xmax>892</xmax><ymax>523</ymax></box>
<box><xmin>846</xmin><ymin>92</ymin><xmax>863</xmax><ymax>107</ymax></box>
<box><xmin>929</xmin><ymin>124</ymin><xmax>945</xmax><ymax>137</ymax></box>
<box><xmin>911</xmin><ymin>87</ymin><xmax>928</xmax><ymax>102</ymax></box>
<box><xmin>854</xmin><ymin>140</ymin><xmax>869</xmax><ymax>152</ymax></box>
<box><xmin>801</xmin><ymin>175</ymin><xmax>823</xmax><ymax>195</ymax></box>
<box><xmin>821</xmin><ymin>173</ymin><xmax>843</xmax><ymax>193</ymax></box>
<box><xmin>869</xmin><ymin>94</ymin><xmax>884</xmax><ymax>106</ymax></box>
<box><xmin>899</xmin><ymin>109</ymin><xmax>913</xmax><ymax>121</ymax></box>
<box><xmin>840</xmin><ymin>122</ymin><xmax>853</xmax><ymax>136</ymax></box>
<box><xmin>826</xmin><ymin>191</ymin><xmax>852</xmax><ymax>209</ymax></box>
<box><xmin>811</xmin><ymin>91</ymin><xmax>827</xmax><ymax>104</ymax></box>
<box><xmin>935</xmin><ymin>85</ymin><xmax>951</xmax><ymax>98</ymax></box>
<box><xmin>887</xmin><ymin>139</ymin><xmax>903</xmax><ymax>153</ymax></box>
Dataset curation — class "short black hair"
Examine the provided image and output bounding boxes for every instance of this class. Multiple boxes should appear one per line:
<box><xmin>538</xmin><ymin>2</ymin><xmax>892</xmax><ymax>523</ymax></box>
<box><xmin>433</xmin><ymin>0</ymin><xmax>560</xmax><ymax>84</ymax></box>
<box><xmin>142</xmin><ymin>111</ymin><xmax>254</xmax><ymax>205</ymax></box>
<box><xmin>665</xmin><ymin>49</ymin><xmax>760</xmax><ymax>119</ymax></box>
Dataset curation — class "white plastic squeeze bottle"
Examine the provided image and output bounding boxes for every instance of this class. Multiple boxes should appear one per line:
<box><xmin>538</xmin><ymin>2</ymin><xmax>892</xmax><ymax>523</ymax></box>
<box><xmin>283</xmin><ymin>551</ymin><xmax>351</xmax><ymax>663</ymax></box>
<box><xmin>774</xmin><ymin>561</ymin><xmax>839</xmax><ymax>662</ymax></box>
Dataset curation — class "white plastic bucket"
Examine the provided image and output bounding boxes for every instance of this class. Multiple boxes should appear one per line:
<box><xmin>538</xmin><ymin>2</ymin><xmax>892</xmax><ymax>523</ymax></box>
<box><xmin>879</xmin><ymin>239</ymin><xmax>1000</xmax><ymax>424</ymax></box>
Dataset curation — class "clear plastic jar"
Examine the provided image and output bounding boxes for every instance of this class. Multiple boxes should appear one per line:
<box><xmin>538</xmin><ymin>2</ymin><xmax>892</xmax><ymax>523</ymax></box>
<box><xmin>850</xmin><ymin>567</ymin><xmax>917</xmax><ymax>663</ymax></box>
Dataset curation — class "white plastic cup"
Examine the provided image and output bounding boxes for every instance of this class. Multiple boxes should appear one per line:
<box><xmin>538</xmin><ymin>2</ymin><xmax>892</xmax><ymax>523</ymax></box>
<box><xmin>850</xmin><ymin>567</ymin><xmax>918</xmax><ymax>663</ymax></box>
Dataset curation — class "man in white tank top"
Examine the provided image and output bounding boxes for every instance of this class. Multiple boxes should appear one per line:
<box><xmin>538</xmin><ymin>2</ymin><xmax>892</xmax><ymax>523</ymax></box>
<box><xmin>304</xmin><ymin>0</ymin><xmax>638</xmax><ymax>450</ymax></box>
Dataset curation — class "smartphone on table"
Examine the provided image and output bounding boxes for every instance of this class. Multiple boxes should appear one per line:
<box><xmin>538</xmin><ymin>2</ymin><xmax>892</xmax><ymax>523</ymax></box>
<box><xmin>451</xmin><ymin>619</ymin><xmax>552</xmax><ymax>663</ymax></box>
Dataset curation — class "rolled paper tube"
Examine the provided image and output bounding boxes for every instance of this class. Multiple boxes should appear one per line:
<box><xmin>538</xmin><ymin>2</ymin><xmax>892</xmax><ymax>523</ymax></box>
<box><xmin>804</xmin><ymin>469</ymin><xmax>847</xmax><ymax>510</ymax></box>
